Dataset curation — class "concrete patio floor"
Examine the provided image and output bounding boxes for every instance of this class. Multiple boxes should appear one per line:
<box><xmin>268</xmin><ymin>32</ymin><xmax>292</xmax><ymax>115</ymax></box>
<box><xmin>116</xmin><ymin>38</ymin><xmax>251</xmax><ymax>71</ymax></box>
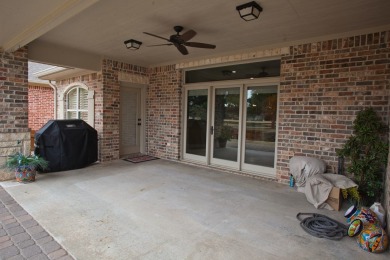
<box><xmin>1</xmin><ymin>159</ymin><xmax>389</xmax><ymax>260</ymax></box>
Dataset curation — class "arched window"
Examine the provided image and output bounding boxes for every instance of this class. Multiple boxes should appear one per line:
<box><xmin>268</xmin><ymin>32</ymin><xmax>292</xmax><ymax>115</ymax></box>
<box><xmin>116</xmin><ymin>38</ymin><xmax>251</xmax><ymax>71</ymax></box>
<box><xmin>66</xmin><ymin>86</ymin><xmax>89</xmax><ymax>121</ymax></box>
<box><xmin>59</xmin><ymin>83</ymin><xmax>94</xmax><ymax>126</ymax></box>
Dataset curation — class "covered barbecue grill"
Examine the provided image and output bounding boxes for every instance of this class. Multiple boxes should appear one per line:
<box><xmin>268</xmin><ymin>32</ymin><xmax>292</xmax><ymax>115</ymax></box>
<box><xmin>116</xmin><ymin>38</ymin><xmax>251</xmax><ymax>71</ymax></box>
<box><xmin>34</xmin><ymin>119</ymin><xmax>98</xmax><ymax>172</ymax></box>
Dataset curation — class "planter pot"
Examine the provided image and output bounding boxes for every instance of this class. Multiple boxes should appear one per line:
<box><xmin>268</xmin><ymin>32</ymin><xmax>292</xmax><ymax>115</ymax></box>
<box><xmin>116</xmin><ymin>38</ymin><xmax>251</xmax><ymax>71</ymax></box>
<box><xmin>15</xmin><ymin>166</ymin><xmax>36</xmax><ymax>183</ymax></box>
<box><xmin>218</xmin><ymin>139</ymin><xmax>227</xmax><ymax>148</ymax></box>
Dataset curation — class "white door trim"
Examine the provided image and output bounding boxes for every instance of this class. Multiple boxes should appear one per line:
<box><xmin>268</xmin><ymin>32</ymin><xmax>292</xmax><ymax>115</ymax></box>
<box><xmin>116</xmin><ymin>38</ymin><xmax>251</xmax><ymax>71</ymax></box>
<box><xmin>119</xmin><ymin>82</ymin><xmax>146</xmax><ymax>156</ymax></box>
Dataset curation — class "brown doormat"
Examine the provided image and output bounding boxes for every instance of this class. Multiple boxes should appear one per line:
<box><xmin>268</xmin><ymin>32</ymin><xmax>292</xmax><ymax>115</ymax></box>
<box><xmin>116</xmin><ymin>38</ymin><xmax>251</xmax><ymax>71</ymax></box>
<box><xmin>124</xmin><ymin>155</ymin><xmax>159</xmax><ymax>163</ymax></box>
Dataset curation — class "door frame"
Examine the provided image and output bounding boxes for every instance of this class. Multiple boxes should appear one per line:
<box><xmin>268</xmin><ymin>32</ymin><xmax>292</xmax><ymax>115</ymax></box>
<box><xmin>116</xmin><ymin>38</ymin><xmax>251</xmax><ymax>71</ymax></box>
<box><xmin>240</xmin><ymin>82</ymin><xmax>280</xmax><ymax>177</ymax></box>
<box><xmin>182</xmin><ymin>85</ymin><xmax>211</xmax><ymax>164</ymax></box>
<box><xmin>210</xmin><ymin>84</ymin><xmax>243</xmax><ymax>170</ymax></box>
<box><xmin>182</xmin><ymin>77</ymin><xmax>280</xmax><ymax>177</ymax></box>
<box><xmin>119</xmin><ymin>82</ymin><xmax>147</xmax><ymax>156</ymax></box>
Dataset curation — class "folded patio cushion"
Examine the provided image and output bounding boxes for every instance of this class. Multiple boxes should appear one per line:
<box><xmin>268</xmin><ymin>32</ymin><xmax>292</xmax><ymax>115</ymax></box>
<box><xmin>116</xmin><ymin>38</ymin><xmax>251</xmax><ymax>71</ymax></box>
<box><xmin>289</xmin><ymin>156</ymin><xmax>326</xmax><ymax>189</ymax></box>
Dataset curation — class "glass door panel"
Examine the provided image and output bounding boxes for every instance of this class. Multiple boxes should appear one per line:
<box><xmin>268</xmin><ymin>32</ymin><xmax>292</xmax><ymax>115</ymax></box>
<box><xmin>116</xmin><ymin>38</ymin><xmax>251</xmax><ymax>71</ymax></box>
<box><xmin>185</xmin><ymin>89</ymin><xmax>208</xmax><ymax>157</ymax></box>
<box><xmin>212</xmin><ymin>87</ymin><xmax>240</xmax><ymax>164</ymax></box>
<box><xmin>244</xmin><ymin>86</ymin><xmax>277</xmax><ymax>169</ymax></box>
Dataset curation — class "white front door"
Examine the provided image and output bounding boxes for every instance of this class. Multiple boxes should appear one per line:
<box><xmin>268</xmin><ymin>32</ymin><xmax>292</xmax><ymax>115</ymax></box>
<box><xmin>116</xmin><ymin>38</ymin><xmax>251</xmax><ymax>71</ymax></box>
<box><xmin>120</xmin><ymin>86</ymin><xmax>142</xmax><ymax>156</ymax></box>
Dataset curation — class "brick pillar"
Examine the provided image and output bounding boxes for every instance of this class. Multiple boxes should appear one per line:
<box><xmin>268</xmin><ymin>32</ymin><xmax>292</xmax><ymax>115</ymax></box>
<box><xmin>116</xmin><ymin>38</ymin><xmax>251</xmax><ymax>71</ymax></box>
<box><xmin>0</xmin><ymin>47</ymin><xmax>30</xmax><ymax>180</ymax></box>
<box><xmin>147</xmin><ymin>65</ymin><xmax>182</xmax><ymax>160</ymax></box>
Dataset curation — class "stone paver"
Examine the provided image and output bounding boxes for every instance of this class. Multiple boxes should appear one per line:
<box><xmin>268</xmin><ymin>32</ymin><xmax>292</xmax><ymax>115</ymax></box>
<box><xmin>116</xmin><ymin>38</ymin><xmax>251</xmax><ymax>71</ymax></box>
<box><xmin>0</xmin><ymin>186</ymin><xmax>74</xmax><ymax>260</ymax></box>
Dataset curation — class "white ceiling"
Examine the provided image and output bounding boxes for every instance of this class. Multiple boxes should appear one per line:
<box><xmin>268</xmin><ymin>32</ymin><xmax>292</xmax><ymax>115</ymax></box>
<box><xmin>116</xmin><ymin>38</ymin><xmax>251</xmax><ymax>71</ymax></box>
<box><xmin>1</xmin><ymin>0</ymin><xmax>390</xmax><ymax>69</ymax></box>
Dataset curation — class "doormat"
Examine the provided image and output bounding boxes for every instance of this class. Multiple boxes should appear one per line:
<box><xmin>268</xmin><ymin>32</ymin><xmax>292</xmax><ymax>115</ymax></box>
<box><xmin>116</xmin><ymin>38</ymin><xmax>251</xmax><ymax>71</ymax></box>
<box><xmin>124</xmin><ymin>155</ymin><xmax>159</xmax><ymax>163</ymax></box>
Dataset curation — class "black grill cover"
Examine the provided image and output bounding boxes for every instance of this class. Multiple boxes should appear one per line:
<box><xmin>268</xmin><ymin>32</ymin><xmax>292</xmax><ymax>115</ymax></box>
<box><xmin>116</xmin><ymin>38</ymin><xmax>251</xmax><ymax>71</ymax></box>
<box><xmin>35</xmin><ymin>120</ymin><xmax>98</xmax><ymax>172</ymax></box>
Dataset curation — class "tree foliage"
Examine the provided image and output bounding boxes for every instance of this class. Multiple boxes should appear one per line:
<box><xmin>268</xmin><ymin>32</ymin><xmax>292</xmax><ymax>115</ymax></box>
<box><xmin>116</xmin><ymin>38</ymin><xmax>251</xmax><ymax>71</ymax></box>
<box><xmin>337</xmin><ymin>108</ymin><xmax>389</xmax><ymax>205</ymax></box>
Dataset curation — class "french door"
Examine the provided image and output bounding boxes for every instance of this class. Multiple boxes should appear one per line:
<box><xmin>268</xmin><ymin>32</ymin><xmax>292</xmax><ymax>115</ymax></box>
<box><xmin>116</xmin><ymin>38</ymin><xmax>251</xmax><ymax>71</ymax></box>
<box><xmin>210</xmin><ymin>86</ymin><xmax>241</xmax><ymax>168</ymax></box>
<box><xmin>183</xmin><ymin>82</ymin><xmax>278</xmax><ymax>177</ymax></box>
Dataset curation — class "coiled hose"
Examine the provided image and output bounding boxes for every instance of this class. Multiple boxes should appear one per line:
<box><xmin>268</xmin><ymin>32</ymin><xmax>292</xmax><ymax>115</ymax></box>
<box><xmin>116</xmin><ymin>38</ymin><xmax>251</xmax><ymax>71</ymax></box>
<box><xmin>297</xmin><ymin>213</ymin><xmax>348</xmax><ymax>240</ymax></box>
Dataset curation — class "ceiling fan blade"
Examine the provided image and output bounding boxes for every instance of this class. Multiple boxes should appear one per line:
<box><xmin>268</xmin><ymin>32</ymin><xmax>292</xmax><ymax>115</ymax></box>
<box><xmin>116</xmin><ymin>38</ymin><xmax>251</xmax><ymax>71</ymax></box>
<box><xmin>185</xmin><ymin>42</ymin><xmax>216</xmax><ymax>49</ymax></box>
<box><xmin>143</xmin><ymin>32</ymin><xmax>170</xmax><ymax>41</ymax></box>
<box><xmin>174</xmin><ymin>44</ymin><xmax>189</xmax><ymax>55</ymax></box>
<box><xmin>147</xmin><ymin>44</ymin><xmax>173</xmax><ymax>47</ymax></box>
<box><xmin>179</xmin><ymin>30</ymin><xmax>197</xmax><ymax>42</ymax></box>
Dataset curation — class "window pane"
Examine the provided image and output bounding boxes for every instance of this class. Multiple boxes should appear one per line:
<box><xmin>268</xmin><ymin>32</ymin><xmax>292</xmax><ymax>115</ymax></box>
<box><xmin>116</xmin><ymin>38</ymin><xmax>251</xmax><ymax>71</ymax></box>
<box><xmin>186</xmin><ymin>89</ymin><xmax>208</xmax><ymax>156</ymax></box>
<box><xmin>244</xmin><ymin>86</ymin><xmax>277</xmax><ymax>167</ymax></box>
<box><xmin>67</xmin><ymin>88</ymin><xmax>77</xmax><ymax>109</ymax></box>
<box><xmin>213</xmin><ymin>87</ymin><xmax>240</xmax><ymax>162</ymax></box>
<box><xmin>185</xmin><ymin>60</ymin><xmax>280</xmax><ymax>83</ymax></box>
<box><xmin>79</xmin><ymin>88</ymin><xmax>88</xmax><ymax>110</ymax></box>
<box><xmin>67</xmin><ymin>111</ymin><xmax>77</xmax><ymax>119</ymax></box>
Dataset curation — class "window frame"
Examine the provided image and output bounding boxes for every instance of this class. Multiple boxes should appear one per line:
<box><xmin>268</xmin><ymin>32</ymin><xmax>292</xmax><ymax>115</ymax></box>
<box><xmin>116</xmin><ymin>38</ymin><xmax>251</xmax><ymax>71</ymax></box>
<box><xmin>59</xmin><ymin>83</ymin><xmax>94</xmax><ymax>127</ymax></box>
<box><xmin>66</xmin><ymin>86</ymin><xmax>89</xmax><ymax>120</ymax></box>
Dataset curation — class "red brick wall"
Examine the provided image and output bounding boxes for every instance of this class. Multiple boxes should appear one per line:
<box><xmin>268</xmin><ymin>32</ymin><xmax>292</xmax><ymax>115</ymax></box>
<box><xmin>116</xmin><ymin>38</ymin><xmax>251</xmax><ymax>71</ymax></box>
<box><xmin>0</xmin><ymin>47</ymin><xmax>29</xmax><ymax>133</ymax></box>
<box><xmin>277</xmin><ymin>31</ymin><xmax>390</xmax><ymax>183</ymax></box>
<box><xmin>147</xmin><ymin>65</ymin><xmax>182</xmax><ymax>160</ymax></box>
<box><xmin>28</xmin><ymin>85</ymin><xmax>54</xmax><ymax>131</ymax></box>
<box><xmin>101</xmin><ymin>59</ymin><xmax>148</xmax><ymax>161</ymax></box>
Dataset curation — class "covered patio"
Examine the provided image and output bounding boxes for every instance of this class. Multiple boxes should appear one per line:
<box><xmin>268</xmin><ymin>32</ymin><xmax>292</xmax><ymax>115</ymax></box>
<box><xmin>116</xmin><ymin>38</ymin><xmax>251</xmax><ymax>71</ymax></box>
<box><xmin>1</xmin><ymin>0</ymin><xmax>390</xmax><ymax>259</ymax></box>
<box><xmin>2</xmin><ymin>159</ymin><xmax>388</xmax><ymax>259</ymax></box>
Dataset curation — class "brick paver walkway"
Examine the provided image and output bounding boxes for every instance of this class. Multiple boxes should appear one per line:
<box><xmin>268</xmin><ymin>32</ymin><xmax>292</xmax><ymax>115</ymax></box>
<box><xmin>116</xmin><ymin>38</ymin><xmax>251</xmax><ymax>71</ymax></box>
<box><xmin>0</xmin><ymin>186</ymin><xmax>74</xmax><ymax>260</ymax></box>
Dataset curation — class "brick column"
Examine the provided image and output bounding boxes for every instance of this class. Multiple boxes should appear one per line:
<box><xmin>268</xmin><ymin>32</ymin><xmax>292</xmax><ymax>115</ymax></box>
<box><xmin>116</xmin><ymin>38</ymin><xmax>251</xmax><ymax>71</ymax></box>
<box><xmin>147</xmin><ymin>65</ymin><xmax>182</xmax><ymax>160</ymax></box>
<box><xmin>0</xmin><ymin>47</ymin><xmax>30</xmax><ymax>180</ymax></box>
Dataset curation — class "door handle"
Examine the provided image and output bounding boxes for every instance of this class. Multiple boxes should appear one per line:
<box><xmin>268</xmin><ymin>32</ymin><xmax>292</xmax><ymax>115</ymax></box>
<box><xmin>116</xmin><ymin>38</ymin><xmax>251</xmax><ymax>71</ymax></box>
<box><xmin>210</xmin><ymin>126</ymin><xmax>214</xmax><ymax>135</ymax></box>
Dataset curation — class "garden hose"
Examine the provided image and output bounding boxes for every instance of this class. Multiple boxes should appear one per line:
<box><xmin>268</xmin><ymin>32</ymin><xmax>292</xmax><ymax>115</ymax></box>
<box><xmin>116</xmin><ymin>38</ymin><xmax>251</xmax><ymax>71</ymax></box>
<box><xmin>297</xmin><ymin>213</ymin><xmax>348</xmax><ymax>240</ymax></box>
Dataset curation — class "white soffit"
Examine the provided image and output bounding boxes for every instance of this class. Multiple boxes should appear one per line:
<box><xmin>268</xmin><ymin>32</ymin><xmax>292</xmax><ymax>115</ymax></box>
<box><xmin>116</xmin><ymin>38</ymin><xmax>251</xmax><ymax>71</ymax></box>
<box><xmin>0</xmin><ymin>0</ymin><xmax>99</xmax><ymax>52</ymax></box>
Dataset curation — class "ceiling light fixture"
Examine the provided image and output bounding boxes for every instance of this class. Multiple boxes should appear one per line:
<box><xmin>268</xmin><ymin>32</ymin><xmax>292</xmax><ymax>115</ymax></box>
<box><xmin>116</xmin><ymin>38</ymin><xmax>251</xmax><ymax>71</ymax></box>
<box><xmin>124</xmin><ymin>39</ymin><xmax>142</xmax><ymax>50</ymax></box>
<box><xmin>236</xmin><ymin>1</ymin><xmax>263</xmax><ymax>21</ymax></box>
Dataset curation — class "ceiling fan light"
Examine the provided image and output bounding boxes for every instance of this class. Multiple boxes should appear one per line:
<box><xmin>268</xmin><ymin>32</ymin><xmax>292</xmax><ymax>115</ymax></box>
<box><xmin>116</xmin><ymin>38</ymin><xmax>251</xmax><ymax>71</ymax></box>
<box><xmin>124</xmin><ymin>39</ymin><xmax>142</xmax><ymax>50</ymax></box>
<box><xmin>236</xmin><ymin>1</ymin><xmax>263</xmax><ymax>21</ymax></box>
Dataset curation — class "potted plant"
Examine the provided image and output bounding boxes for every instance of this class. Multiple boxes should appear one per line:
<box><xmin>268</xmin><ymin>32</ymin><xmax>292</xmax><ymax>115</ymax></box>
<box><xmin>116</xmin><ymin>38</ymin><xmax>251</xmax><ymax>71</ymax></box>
<box><xmin>217</xmin><ymin>125</ymin><xmax>234</xmax><ymax>148</ymax></box>
<box><xmin>337</xmin><ymin>108</ymin><xmax>389</xmax><ymax>206</ymax></box>
<box><xmin>4</xmin><ymin>153</ymin><xmax>48</xmax><ymax>182</ymax></box>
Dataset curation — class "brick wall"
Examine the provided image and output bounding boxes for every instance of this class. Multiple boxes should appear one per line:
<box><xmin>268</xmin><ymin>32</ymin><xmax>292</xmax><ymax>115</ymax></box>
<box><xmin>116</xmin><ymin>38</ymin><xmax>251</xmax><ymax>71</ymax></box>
<box><xmin>28</xmin><ymin>85</ymin><xmax>54</xmax><ymax>131</ymax></box>
<box><xmin>101</xmin><ymin>59</ymin><xmax>148</xmax><ymax>161</ymax></box>
<box><xmin>277</xmin><ymin>31</ymin><xmax>390</xmax><ymax>183</ymax></box>
<box><xmin>147</xmin><ymin>65</ymin><xmax>182</xmax><ymax>160</ymax></box>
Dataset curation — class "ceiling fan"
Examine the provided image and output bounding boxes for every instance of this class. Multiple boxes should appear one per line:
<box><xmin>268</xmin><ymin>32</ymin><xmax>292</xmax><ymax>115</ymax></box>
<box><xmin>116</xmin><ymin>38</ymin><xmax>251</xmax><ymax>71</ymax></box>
<box><xmin>143</xmin><ymin>26</ymin><xmax>216</xmax><ymax>55</ymax></box>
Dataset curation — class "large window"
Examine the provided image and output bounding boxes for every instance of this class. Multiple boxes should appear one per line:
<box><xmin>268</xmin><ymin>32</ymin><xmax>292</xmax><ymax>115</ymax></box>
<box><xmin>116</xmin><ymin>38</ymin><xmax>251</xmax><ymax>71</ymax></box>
<box><xmin>66</xmin><ymin>87</ymin><xmax>88</xmax><ymax>121</ymax></box>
